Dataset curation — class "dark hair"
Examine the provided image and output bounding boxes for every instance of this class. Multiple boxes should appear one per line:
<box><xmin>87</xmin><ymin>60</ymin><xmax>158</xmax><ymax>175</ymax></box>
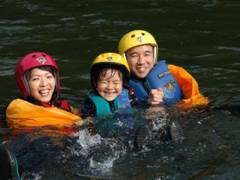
<box><xmin>24</xmin><ymin>66</ymin><xmax>58</xmax><ymax>104</ymax></box>
<box><xmin>25</xmin><ymin>66</ymin><xmax>56</xmax><ymax>81</ymax></box>
<box><xmin>90</xmin><ymin>63</ymin><xmax>129</xmax><ymax>91</ymax></box>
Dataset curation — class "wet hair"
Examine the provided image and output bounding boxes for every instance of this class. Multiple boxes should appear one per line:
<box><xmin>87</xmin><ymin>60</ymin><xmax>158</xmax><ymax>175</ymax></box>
<box><xmin>25</xmin><ymin>66</ymin><xmax>56</xmax><ymax>81</ymax></box>
<box><xmin>99</xmin><ymin>68</ymin><xmax>122</xmax><ymax>81</ymax></box>
<box><xmin>90</xmin><ymin>63</ymin><xmax>129</xmax><ymax>91</ymax></box>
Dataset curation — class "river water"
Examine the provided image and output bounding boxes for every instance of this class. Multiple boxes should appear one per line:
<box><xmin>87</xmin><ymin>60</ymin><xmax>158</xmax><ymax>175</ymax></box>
<box><xmin>0</xmin><ymin>0</ymin><xmax>240</xmax><ymax>179</ymax></box>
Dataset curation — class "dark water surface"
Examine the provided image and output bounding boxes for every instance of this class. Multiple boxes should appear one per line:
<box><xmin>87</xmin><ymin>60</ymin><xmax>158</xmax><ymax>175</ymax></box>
<box><xmin>0</xmin><ymin>0</ymin><xmax>240</xmax><ymax>179</ymax></box>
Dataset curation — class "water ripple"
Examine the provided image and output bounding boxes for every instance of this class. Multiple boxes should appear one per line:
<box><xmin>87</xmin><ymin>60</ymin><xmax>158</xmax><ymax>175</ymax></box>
<box><xmin>194</xmin><ymin>54</ymin><xmax>216</xmax><ymax>58</ymax></box>
<box><xmin>217</xmin><ymin>46</ymin><xmax>240</xmax><ymax>53</ymax></box>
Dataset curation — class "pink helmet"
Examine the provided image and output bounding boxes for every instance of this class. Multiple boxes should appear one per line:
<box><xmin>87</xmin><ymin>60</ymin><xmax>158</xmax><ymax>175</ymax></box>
<box><xmin>15</xmin><ymin>51</ymin><xmax>60</xmax><ymax>99</ymax></box>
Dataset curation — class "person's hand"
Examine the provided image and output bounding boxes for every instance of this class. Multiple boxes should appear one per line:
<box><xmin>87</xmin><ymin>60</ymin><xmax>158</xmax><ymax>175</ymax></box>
<box><xmin>148</xmin><ymin>88</ymin><xmax>164</xmax><ymax>105</ymax></box>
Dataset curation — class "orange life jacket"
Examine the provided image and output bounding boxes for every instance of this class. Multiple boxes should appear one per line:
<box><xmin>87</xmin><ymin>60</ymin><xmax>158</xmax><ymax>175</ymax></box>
<box><xmin>168</xmin><ymin>64</ymin><xmax>208</xmax><ymax>109</ymax></box>
<box><xmin>6</xmin><ymin>99</ymin><xmax>82</xmax><ymax>133</ymax></box>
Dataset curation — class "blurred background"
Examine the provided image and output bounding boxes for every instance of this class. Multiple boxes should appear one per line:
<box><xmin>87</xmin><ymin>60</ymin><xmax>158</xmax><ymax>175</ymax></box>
<box><xmin>0</xmin><ymin>0</ymin><xmax>239</xmax><ymax>107</ymax></box>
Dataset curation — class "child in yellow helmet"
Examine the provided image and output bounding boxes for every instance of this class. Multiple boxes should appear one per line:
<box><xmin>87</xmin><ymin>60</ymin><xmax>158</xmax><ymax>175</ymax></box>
<box><xmin>118</xmin><ymin>30</ymin><xmax>208</xmax><ymax>109</ymax></box>
<box><xmin>81</xmin><ymin>52</ymin><xmax>135</xmax><ymax>118</ymax></box>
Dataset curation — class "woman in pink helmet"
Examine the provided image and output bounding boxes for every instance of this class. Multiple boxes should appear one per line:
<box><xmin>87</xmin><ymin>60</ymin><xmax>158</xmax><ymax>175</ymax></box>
<box><xmin>3</xmin><ymin>52</ymin><xmax>82</xmax><ymax>136</ymax></box>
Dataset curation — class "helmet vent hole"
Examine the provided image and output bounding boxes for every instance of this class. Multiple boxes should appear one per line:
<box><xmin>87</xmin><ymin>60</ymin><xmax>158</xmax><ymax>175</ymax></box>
<box><xmin>32</xmin><ymin>55</ymin><xmax>36</xmax><ymax>58</ymax></box>
<box><xmin>142</xmin><ymin>33</ymin><xmax>145</xmax><ymax>36</ymax></box>
<box><xmin>42</xmin><ymin>54</ymin><xmax>46</xmax><ymax>57</ymax></box>
<box><xmin>131</xmin><ymin>34</ymin><xmax>135</xmax><ymax>38</ymax></box>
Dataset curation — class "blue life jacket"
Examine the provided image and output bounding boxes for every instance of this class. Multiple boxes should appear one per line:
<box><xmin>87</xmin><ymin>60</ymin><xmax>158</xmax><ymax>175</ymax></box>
<box><xmin>129</xmin><ymin>60</ymin><xmax>182</xmax><ymax>106</ymax></box>
<box><xmin>89</xmin><ymin>88</ymin><xmax>131</xmax><ymax>117</ymax></box>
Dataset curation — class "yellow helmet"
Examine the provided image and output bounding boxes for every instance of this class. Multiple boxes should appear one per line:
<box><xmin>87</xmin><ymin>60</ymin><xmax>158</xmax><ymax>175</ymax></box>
<box><xmin>91</xmin><ymin>52</ymin><xmax>130</xmax><ymax>88</ymax></box>
<box><xmin>118</xmin><ymin>30</ymin><xmax>158</xmax><ymax>63</ymax></box>
<box><xmin>92</xmin><ymin>52</ymin><xmax>130</xmax><ymax>72</ymax></box>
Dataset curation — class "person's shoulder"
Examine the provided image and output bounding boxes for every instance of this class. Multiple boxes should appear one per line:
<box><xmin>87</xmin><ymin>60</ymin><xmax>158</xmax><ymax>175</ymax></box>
<box><xmin>2</xmin><ymin>96</ymin><xmax>21</xmax><ymax>108</ymax></box>
<box><xmin>156</xmin><ymin>60</ymin><xmax>185</xmax><ymax>71</ymax></box>
<box><xmin>0</xmin><ymin>96</ymin><xmax>19</xmax><ymax>128</ymax></box>
<box><xmin>167</xmin><ymin>64</ymin><xmax>182</xmax><ymax>69</ymax></box>
<box><xmin>55</xmin><ymin>99</ymin><xmax>72</xmax><ymax>112</ymax></box>
<box><xmin>167</xmin><ymin>64</ymin><xmax>190</xmax><ymax>74</ymax></box>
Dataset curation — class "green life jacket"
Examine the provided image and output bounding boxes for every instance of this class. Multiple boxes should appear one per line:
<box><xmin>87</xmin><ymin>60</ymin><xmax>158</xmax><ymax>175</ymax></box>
<box><xmin>88</xmin><ymin>88</ymin><xmax>130</xmax><ymax>117</ymax></box>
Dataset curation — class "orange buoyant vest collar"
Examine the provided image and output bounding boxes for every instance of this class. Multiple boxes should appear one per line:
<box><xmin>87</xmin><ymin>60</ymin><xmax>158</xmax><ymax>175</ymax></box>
<box><xmin>6</xmin><ymin>99</ymin><xmax>81</xmax><ymax>129</ymax></box>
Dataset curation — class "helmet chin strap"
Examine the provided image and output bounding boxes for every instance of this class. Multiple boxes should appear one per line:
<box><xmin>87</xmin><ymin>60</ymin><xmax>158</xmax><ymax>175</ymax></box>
<box><xmin>23</xmin><ymin>74</ymin><xmax>31</xmax><ymax>98</ymax></box>
<box><xmin>153</xmin><ymin>46</ymin><xmax>158</xmax><ymax>64</ymax></box>
<box><xmin>123</xmin><ymin>53</ymin><xmax>127</xmax><ymax>61</ymax></box>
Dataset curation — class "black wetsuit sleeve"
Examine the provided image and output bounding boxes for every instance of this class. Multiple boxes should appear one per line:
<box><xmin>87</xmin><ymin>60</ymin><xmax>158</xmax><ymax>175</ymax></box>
<box><xmin>80</xmin><ymin>97</ymin><xmax>96</xmax><ymax>118</ymax></box>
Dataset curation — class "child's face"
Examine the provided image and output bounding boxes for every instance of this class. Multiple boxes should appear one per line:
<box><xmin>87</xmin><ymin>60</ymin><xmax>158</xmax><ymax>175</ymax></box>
<box><xmin>96</xmin><ymin>69</ymin><xmax>123</xmax><ymax>102</ymax></box>
<box><xmin>28</xmin><ymin>68</ymin><xmax>56</xmax><ymax>103</ymax></box>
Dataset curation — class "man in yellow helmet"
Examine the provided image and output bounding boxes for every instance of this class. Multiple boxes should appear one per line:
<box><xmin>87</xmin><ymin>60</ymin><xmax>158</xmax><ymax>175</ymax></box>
<box><xmin>118</xmin><ymin>30</ymin><xmax>208</xmax><ymax>108</ymax></box>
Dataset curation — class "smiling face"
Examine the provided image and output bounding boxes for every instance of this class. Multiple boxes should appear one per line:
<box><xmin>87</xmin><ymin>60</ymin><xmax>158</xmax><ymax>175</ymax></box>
<box><xmin>28</xmin><ymin>68</ymin><xmax>56</xmax><ymax>103</ymax></box>
<box><xmin>96</xmin><ymin>68</ymin><xmax>123</xmax><ymax>102</ymax></box>
<box><xmin>125</xmin><ymin>44</ymin><xmax>155</xmax><ymax>78</ymax></box>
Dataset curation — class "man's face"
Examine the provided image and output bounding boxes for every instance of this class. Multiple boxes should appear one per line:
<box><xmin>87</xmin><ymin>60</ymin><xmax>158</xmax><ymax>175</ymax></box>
<box><xmin>126</xmin><ymin>44</ymin><xmax>154</xmax><ymax>78</ymax></box>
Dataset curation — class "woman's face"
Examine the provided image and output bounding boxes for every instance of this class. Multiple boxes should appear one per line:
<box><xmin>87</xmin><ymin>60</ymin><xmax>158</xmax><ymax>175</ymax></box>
<box><xmin>96</xmin><ymin>69</ymin><xmax>123</xmax><ymax>102</ymax></box>
<box><xmin>28</xmin><ymin>68</ymin><xmax>56</xmax><ymax>103</ymax></box>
